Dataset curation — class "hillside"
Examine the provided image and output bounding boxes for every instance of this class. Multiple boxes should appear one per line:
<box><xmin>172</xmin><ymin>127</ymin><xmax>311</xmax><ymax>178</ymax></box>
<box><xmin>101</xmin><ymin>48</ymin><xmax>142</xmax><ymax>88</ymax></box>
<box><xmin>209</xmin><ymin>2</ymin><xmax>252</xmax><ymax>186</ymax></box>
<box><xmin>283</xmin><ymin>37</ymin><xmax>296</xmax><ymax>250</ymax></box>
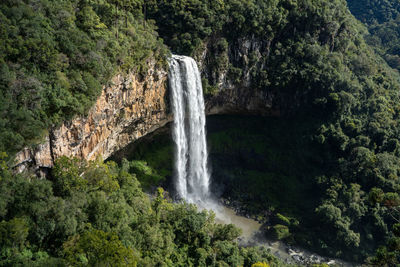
<box><xmin>148</xmin><ymin>1</ymin><xmax>400</xmax><ymax>261</ymax></box>
<box><xmin>347</xmin><ymin>0</ymin><xmax>400</xmax><ymax>24</ymax></box>
<box><xmin>1</xmin><ymin>0</ymin><xmax>400</xmax><ymax>265</ymax></box>
<box><xmin>0</xmin><ymin>0</ymin><xmax>167</xmax><ymax>156</ymax></box>
<box><xmin>347</xmin><ymin>0</ymin><xmax>400</xmax><ymax>72</ymax></box>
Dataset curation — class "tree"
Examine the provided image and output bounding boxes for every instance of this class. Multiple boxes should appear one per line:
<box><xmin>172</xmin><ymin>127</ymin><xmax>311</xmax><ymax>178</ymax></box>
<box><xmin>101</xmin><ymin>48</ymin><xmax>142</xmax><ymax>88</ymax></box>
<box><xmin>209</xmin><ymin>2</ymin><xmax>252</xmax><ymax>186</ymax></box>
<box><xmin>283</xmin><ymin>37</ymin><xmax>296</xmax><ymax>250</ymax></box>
<box><xmin>252</xmin><ymin>262</ymin><xmax>270</xmax><ymax>267</ymax></box>
<box><xmin>0</xmin><ymin>217</ymin><xmax>29</xmax><ymax>250</ymax></box>
<box><xmin>63</xmin><ymin>227</ymin><xmax>138</xmax><ymax>266</ymax></box>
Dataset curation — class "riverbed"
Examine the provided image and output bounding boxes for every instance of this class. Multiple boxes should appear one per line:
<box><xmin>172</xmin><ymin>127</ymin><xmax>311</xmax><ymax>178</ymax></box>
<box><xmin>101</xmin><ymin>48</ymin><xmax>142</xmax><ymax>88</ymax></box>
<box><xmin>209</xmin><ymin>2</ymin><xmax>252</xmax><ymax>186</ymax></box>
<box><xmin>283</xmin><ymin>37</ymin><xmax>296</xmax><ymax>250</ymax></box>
<box><xmin>211</xmin><ymin>204</ymin><xmax>359</xmax><ymax>267</ymax></box>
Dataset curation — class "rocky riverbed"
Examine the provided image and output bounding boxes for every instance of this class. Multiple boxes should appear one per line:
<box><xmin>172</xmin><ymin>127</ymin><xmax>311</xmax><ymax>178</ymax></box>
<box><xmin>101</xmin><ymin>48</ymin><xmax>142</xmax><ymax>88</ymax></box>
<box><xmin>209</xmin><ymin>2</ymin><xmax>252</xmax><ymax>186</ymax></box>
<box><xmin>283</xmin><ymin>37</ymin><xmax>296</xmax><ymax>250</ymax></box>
<box><xmin>213</xmin><ymin>203</ymin><xmax>359</xmax><ymax>267</ymax></box>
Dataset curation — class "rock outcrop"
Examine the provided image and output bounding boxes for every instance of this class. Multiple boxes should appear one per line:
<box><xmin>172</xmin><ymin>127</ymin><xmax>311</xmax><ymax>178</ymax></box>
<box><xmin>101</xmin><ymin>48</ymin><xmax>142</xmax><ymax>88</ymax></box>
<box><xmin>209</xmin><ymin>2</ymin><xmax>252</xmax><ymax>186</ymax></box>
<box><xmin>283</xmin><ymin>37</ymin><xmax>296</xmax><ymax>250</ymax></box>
<box><xmin>14</xmin><ymin>39</ymin><xmax>282</xmax><ymax>173</ymax></box>
<box><xmin>198</xmin><ymin>37</ymin><xmax>280</xmax><ymax>116</ymax></box>
<box><xmin>14</xmin><ymin>62</ymin><xmax>170</xmax><ymax>174</ymax></box>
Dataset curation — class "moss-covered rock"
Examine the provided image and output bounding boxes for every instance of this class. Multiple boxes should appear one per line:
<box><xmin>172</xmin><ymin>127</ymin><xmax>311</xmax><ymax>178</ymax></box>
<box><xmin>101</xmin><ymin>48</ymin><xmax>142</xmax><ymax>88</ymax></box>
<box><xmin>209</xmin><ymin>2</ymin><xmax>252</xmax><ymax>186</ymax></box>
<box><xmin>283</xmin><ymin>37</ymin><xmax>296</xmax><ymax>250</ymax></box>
<box><xmin>271</xmin><ymin>224</ymin><xmax>291</xmax><ymax>240</ymax></box>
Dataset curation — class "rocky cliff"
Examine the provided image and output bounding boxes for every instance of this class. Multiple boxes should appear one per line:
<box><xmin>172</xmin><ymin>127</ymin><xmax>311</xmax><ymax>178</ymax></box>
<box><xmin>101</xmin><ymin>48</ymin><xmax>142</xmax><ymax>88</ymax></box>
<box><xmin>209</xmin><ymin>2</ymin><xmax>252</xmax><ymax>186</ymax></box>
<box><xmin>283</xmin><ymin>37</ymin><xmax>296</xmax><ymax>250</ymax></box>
<box><xmin>198</xmin><ymin>37</ymin><xmax>280</xmax><ymax>116</ymax></box>
<box><xmin>14</xmin><ymin>40</ymin><xmax>280</xmax><ymax>174</ymax></box>
<box><xmin>14</xmin><ymin>62</ymin><xmax>170</xmax><ymax>175</ymax></box>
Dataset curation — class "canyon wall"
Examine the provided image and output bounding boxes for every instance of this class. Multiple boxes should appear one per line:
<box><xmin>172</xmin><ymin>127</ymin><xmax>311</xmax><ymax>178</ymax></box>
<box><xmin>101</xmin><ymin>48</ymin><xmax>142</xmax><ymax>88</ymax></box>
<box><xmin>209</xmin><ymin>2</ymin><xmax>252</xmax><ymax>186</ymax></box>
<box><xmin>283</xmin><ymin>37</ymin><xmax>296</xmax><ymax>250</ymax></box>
<box><xmin>14</xmin><ymin>40</ymin><xmax>281</xmax><ymax>174</ymax></box>
<box><xmin>14</xmin><ymin>62</ymin><xmax>170</xmax><ymax>174</ymax></box>
<box><xmin>198</xmin><ymin>37</ymin><xmax>280</xmax><ymax>116</ymax></box>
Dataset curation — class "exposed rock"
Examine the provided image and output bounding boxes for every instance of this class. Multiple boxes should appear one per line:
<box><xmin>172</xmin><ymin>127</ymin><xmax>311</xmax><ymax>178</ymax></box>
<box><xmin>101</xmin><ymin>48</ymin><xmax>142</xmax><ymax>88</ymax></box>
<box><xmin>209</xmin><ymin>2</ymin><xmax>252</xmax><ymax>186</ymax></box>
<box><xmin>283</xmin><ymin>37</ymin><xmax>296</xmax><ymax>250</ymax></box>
<box><xmin>205</xmin><ymin>85</ymin><xmax>277</xmax><ymax>116</ymax></box>
<box><xmin>33</xmin><ymin>136</ymin><xmax>53</xmax><ymax>167</ymax></box>
<box><xmin>15</xmin><ymin>61</ymin><xmax>170</xmax><ymax>171</ymax></box>
<box><xmin>198</xmin><ymin>37</ymin><xmax>280</xmax><ymax>116</ymax></box>
<box><xmin>14</xmin><ymin>38</ymin><xmax>282</xmax><ymax>171</ymax></box>
<box><xmin>51</xmin><ymin>67</ymin><xmax>170</xmax><ymax>162</ymax></box>
<box><xmin>14</xmin><ymin>135</ymin><xmax>52</xmax><ymax>173</ymax></box>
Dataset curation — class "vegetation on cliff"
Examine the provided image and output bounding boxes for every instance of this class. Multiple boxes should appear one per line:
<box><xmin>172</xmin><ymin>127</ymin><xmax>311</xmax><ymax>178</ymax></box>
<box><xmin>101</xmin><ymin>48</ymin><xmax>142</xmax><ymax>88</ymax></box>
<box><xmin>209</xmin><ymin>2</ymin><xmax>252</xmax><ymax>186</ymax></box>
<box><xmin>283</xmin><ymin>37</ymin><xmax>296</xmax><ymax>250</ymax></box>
<box><xmin>346</xmin><ymin>0</ymin><xmax>400</xmax><ymax>72</ymax></box>
<box><xmin>2</xmin><ymin>0</ymin><xmax>400</xmax><ymax>265</ymax></box>
<box><xmin>347</xmin><ymin>0</ymin><xmax>400</xmax><ymax>25</ymax></box>
<box><xmin>345</xmin><ymin>0</ymin><xmax>400</xmax><ymax>264</ymax></box>
<box><xmin>145</xmin><ymin>0</ymin><xmax>400</xmax><ymax>263</ymax></box>
<box><xmin>0</xmin><ymin>0</ymin><xmax>167</xmax><ymax>156</ymax></box>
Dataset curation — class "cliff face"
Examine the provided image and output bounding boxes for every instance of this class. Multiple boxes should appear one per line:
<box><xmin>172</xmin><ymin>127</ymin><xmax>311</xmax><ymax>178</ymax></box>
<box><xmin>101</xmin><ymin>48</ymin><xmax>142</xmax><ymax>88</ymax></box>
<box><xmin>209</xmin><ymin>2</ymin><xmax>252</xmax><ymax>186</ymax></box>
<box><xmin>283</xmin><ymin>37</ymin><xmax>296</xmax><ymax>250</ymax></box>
<box><xmin>15</xmin><ymin>63</ymin><xmax>170</xmax><ymax>174</ymax></box>
<box><xmin>198</xmin><ymin>37</ymin><xmax>280</xmax><ymax>116</ymax></box>
<box><xmin>14</xmin><ymin>40</ymin><xmax>280</xmax><ymax>173</ymax></box>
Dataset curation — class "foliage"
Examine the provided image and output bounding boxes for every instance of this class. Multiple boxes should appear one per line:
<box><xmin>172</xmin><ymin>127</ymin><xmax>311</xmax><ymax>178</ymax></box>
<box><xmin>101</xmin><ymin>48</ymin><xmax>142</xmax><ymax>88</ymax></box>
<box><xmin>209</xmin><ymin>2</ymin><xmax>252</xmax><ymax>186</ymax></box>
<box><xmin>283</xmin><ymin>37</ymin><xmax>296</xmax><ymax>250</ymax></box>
<box><xmin>271</xmin><ymin>225</ymin><xmax>290</xmax><ymax>240</ymax></box>
<box><xmin>63</xmin><ymin>227</ymin><xmax>138</xmax><ymax>266</ymax></box>
<box><xmin>53</xmin><ymin>156</ymin><xmax>120</xmax><ymax>196</ymax></box>
<box><xmin>0</xmin><ymin>157</ymin><xmax>291</xmax><ymax>266</ymax></box>
<box><xmin>144</xmin><ymin>0</ymin><xmax>400</xmax><ymax>263</ymax></box>
<box><xmin>252</xmin><ymin>262</ymin><xmax>270</xmax><ymax>267</ymax></box>
<box><xmin>146</xmin><ymin>0</ymin><xmax>226</xmax><ymax>55</ymax></box>
<box><xmin>347</xmin><ymin>1</ymin><xmax>400</xmax><ymax>71</ymax></box>
<box><xmin>366</xmin><ymin>194</ymin><xmax>400</xmax><ymax>266</ymax></box>
<box><xmin>4</xmin><ymin>0</ymin><xmax>400</xmax><ymax>264</ymax></box>
<box><xmin>366</xmin><ymin>18</ymin><xmax>400</xmax><ymax>71</ymax></box>
<box><xmin>0</xmin><ymin>0</ymin><xmax>167</xmax><ymax>156</ymax></box>
<box><xmin>109</xmin><ymin>131</ymin><xmax>173</xmax><ymax>188</ymax></box>
<box><xmin>347</xmin><ymin>0</ymin><xmax>400</xmax><ymax>24</ymax></box>
<box><xmin>132</xmin><ymin>111</ymin><xmax>400</xmax><ymax>262</ymax></box>
<box><xmin>127</xmin><ymin>160</ymin><xmax>164</xmax><ymax>190</ymax></box>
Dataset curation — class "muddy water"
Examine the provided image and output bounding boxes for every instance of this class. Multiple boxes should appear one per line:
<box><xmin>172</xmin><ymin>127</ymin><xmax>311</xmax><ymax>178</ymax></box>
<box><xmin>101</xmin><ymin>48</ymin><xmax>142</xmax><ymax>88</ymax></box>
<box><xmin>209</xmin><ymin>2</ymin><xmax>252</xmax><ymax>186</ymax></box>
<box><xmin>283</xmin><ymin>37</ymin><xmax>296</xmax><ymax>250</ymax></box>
<box><xmin>214</xmin><ymin>205</ymin><xmax>358</xmax><ymax>267</ymax></box>
<box><xmin>214</xmin><ymin>205</ymin><xmax>262</xmax><ymax>240</ymax></box>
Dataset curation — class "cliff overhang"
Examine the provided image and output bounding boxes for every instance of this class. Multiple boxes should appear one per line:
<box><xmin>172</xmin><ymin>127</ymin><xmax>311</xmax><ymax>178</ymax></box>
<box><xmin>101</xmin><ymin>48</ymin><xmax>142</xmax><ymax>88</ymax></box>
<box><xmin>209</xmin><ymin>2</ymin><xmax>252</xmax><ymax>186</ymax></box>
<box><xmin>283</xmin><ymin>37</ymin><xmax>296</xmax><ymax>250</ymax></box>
<box><xmin>14</xmin><ymin>40</ymin><xmax>280</xmax><ymax>174</ymax></box>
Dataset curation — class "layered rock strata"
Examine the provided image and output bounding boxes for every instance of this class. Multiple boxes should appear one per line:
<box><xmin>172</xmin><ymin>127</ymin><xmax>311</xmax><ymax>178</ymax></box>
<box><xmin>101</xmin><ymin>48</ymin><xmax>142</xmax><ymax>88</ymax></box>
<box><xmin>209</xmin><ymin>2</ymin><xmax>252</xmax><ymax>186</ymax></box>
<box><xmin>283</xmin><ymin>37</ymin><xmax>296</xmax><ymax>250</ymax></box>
<box><xmin>15</xmin><ymin>64</ymin><xmax>169</xmax><ymax>173</ymax></box>
<box><xmin>14</xmin><ymin>39</ymin><xmax>282</xmax><ymax>173</ymax></box>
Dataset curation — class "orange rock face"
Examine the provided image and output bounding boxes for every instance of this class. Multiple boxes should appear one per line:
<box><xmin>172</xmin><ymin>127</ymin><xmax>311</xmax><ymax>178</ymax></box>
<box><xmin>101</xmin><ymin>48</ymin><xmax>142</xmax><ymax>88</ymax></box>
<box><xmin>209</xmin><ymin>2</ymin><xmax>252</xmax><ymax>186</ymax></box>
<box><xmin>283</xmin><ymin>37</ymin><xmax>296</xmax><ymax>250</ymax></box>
<box><xmin>14</xmin><ymin>44</ymin><xmax>281</xmax><ymax>173</ymax></box>
<box><xmin>15</xmin><ymin>63</ymin><xmax>170</xmax><ymax>171</ymax></box>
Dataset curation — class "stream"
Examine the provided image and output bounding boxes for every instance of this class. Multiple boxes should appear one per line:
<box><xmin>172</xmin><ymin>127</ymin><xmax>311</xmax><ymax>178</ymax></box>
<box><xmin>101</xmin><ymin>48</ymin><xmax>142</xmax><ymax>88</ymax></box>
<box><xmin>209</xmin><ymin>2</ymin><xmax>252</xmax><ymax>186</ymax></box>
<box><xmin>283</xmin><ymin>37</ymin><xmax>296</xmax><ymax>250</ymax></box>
<box><xmin>213</xmin><ymin>204</ymin><xmax>359</xmax><ymax>267</ymax></box>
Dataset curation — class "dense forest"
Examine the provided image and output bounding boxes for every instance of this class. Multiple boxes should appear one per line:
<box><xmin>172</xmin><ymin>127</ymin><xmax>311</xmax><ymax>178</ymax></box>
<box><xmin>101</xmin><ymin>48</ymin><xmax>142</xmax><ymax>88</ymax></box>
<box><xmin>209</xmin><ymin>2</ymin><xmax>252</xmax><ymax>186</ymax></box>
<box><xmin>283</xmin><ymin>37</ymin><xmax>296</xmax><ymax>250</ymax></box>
<box><xmin>347</xmin><ymin>0</ymin><xmax>400</xmax><ymax>71</ymax></box>
<box><xmin>347</xmin><ymin>0</ymin><xmax>400</xmax><ymax>24</ymax></box>
<box><xmin>0</xmin><ymin>156</ymin><xmax>288</xmax><ymax>266</ymax></box>
<box><xmin>0</xmin><ymin>0</ymin><xmax>167</xmax><ymax>156</ymax></box>
<box><xmin>2</xmin><ymin>0</ymin><xmax>400</xmax><ymax>266</ymax></box>
<box><xmin>144</xmin><ymin>0</ymin><xmax>400</xmax><ymax>263</ymax></box>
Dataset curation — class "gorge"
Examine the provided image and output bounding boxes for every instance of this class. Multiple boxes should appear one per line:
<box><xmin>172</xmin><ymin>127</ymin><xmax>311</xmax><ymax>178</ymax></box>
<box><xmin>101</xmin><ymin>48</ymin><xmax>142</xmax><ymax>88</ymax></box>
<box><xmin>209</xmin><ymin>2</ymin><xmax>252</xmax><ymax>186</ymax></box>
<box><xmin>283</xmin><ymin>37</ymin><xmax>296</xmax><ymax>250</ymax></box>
<box><xmin>3</xmin><ymin>0</ymin><xmax>400</xmax><ymax>265</ymax></box>
<box><xmin>13</xmin><ymin>38</ymin><xmax>278</xmax><ymax>177</ymax></box>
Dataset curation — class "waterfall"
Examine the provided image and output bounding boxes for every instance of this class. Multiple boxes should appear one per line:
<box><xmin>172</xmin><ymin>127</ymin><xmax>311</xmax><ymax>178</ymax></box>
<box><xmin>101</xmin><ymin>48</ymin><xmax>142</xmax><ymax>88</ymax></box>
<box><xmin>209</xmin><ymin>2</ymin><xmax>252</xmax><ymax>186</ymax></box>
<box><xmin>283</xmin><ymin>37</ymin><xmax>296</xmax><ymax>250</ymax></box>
<box><xmin>168</xmin><ymin>55</ymin><xmax>210</xmax><ymax>203</ymax></box>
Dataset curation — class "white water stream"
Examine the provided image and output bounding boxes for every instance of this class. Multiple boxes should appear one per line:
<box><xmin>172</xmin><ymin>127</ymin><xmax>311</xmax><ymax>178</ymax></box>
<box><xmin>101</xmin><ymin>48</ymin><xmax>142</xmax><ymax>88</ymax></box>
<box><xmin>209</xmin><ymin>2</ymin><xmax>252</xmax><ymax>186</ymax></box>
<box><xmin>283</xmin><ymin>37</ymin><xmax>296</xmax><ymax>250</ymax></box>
<box><xmin>168</xmin><ymin>55</ymin><xmax>356</xmax><ymax>266</ymax></box>
<box><xmin>168</xmin><ymin>55</ymin><xmax>210</xmax><ymax>203</ymax></box>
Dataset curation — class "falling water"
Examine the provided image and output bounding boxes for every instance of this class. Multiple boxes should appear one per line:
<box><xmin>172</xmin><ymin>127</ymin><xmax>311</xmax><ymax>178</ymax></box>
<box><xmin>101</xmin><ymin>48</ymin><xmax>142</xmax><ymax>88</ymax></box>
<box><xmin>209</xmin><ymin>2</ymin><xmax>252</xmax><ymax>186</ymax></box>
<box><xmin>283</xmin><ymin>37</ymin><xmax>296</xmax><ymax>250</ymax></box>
<box><xmin>168</xmin><ymin>56</ymin><xmax>352</xmax><ymax>266</ymax></box>
<box><xmin>168</xmin><ymin>55</ymin><xmax>210</xmax><ymax>203</ymax></box>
